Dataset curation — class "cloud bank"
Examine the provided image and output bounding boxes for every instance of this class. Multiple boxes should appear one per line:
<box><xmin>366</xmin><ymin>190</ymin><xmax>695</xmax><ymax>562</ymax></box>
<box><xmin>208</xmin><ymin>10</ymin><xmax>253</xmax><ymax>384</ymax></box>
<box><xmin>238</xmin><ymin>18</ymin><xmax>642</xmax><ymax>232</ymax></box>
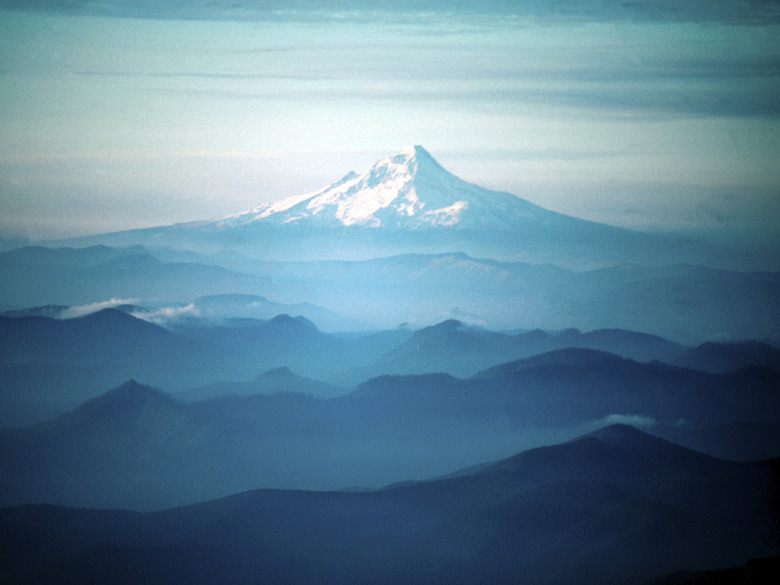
<box><xmin>60</xmin><ymin>298</ymin><xmax>139</xmax><ymax>319</ymax></box>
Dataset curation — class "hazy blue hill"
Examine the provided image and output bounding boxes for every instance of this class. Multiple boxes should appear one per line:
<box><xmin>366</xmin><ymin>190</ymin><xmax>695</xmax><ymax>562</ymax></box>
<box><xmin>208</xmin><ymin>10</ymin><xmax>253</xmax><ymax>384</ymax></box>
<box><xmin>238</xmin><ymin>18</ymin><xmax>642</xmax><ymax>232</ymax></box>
<box><xmin>81</xmin><ymin>252</ymin><xmax>271</xmax><ymax>305</ymax></box>
<box><xmin>488</xmin><ymin>424</ymin><xmax>744</xmax><ymax>497</ymax></box>
<box><xmin>283</xmin><ymin>257</ymin><xmax>780</xmax><ymax>342</ymax></box>
<box><xmin>471</xmin><ymin>348</ymin><xmax>780</xmax><ymax>427</ymax></box>
<box><xmin>346</xmin><ymin>356</ymin><xmax>780</xmax><ymax>457</ymax></box>
<box><xmin>0</xmin><ymin>381</ymin><xmax>204</xmax><ymax>509</ymax></box>
<box><xmin>2</xmin><ymin>244</ymin><xmax>778</xmax><ymax>342</ymax></box>
<box><xmin>0</xmin><ymin>425</ymin><xmax>776</xmax><ymax>585</ymax></box>
<box><xmin>0</xmin><ymin>301</ymin><xmax>404</xmax><ymax>426</ymax></box>
<box><xmin>179</xmin><ymin>366</ymin><xmax>348</xmax><ymax>401</ymax></box>
<box><xmin>336</xmin><ymin>321</ymin><xmax>690</xmax><ymax>386</ymax></box>
<box><xmin>474</xmin><ymin>347</ymin><xmax>636</xmax><ymax>376</ymax></box>
<box><xmin>556</xmin><ymin>328</ymin><xmax>687</xmax><ymax>363</ymax></box>
<box><xmin>0</xmin><ymin>308</ymin><xmax>384</xmax><ymax>426</ymax></box>
<box><xmin>55</xmin><ymin>379</ymin><xmax>185</xmax><ymax>428</ymax></box>
<box><xmin>3</xmin><ymin>344</ymin><xmax>780</xmax><ymax>509</ymax></box>
<box><xmin>189</xmin><ymin>293</ymin><xmax>363</xmax><ymax>331</ymax></box>
<box><xmin>0</xmin><ymin>245</ymin><xmax>271</xmax><ymax>308</ymax></box>
<box><xmin>0</xmin><ymin>244</ymin><xmax>143</xmax><ymax>267</ymax></box>
<box><xmin>576</xmin><ymin>263</ymin><xmax>780</xmax><ymax>342</ymax></box>
<box><xmin>0</xmin><ymin>308</ymin><xmax>179</xmax><ymax>364</ymax></box>
<box><xmin>168</xmin><ymin>314</ymin><xmax>354</xmax><ymax>381</ymax></box>
<box><xmin>347</xmin><ymin>373</ymin><xmax>469</xmax><ymax>414</ymax></box>
<box><xmin>0</xmin><ymin>308</ymin><xmax>216</xmax><ymax>425</ymax></box>
<box><xmin>673</xmin><ymin>340</ymin><xmax>780</xmax><ymax>373</ymax></box>
<box><xmin>349</xmin><ymin>319</ymin><xmax>516</xmax><ymax>379</ymax></box>
<box><xmin>2</xmin><ymin>375</ymin><xmax>468</xmax><ymax>508</ymax></box>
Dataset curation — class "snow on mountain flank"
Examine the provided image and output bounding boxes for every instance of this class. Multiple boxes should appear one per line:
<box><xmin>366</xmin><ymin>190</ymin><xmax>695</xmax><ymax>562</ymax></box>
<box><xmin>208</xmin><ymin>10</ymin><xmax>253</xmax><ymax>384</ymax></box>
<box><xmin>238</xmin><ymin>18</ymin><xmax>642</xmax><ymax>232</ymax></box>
<box><xmin>221</xmin><ymin>145</ymin><xmax>559</xmax><ymax>230</ymax></box>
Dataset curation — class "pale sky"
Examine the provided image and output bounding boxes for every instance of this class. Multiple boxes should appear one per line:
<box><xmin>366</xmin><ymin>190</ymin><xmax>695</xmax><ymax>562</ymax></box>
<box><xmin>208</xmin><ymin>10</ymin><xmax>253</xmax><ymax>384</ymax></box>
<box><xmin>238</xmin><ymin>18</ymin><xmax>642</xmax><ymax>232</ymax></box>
<box><xmin>0</xmin><ymin>3</ymin><xmax>778</xmax><ymax>242</ymax></box>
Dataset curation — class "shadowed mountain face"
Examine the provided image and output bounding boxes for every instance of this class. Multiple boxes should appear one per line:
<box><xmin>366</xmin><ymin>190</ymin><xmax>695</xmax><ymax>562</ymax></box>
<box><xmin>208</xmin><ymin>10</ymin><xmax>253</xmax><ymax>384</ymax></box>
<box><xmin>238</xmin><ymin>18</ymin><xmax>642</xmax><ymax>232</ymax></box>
<box><xmin>0</xmin><ymin>425</ymin><xmax>776</xmax><ymax>585</ymax></box>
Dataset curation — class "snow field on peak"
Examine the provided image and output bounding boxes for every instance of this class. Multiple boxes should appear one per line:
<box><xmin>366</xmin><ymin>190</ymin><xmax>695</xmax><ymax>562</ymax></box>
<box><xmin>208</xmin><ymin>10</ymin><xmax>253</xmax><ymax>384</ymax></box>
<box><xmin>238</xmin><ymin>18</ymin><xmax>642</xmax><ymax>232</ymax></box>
<box><xmin>220</xmin><ymin>146</ymin><xmax>559</xmax><ymax>230</ymax></box>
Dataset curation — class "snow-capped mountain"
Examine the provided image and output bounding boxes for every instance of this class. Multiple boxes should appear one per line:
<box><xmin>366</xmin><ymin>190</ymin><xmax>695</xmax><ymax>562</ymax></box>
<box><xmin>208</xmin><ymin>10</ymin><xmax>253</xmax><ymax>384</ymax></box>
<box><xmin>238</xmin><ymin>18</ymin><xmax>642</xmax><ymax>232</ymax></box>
<box><xmin>58</xmin><ymin>145</ymin><xmax>719</xmax><ymax>267</ymax></box>
<box><xmin>219</xmin><ymin>145</ymin><xmax>562</xmax><ymax>231</ymax></box>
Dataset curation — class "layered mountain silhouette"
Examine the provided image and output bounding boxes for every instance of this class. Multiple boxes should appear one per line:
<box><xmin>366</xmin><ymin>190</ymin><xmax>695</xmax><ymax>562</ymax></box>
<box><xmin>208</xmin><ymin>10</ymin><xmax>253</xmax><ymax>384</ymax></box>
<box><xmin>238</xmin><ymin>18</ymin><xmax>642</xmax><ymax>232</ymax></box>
<box><xmin>2</xmin><ymin>144</ymin><xmax>779</xmax><ymax>584</ymax></box>
<box><xmin>3</xmin><ymin>301</ymin><xmax>780</xmax><ymax>428</ymax></box>
<box><xmin>179</xmin><ymin>366</ymin><xmax>348</xmax><ymax>402</ymax></box>
<box><xmin>0</xmin><ymin>244</ymin><xmax>272</xmax><ymax>308</ymax></box>
<box><xmin>337</xmin><ymin>320</ymin><xmax>689</xmax><ymax>384</ymax></box>
<box><xmin>1</xmin><ymin>425</ymin><xmax>776</xmax><ymax>585</ymax></box>
<box><xmin>5</xmin><ymin>145</ymin><xmax>779</xmax><ymax>342</ymax></box>
<box><xmin>0</xmin><ymin>309</ymin><xmax>359</xmax><ymax>426</ymax></box>
<box><xmin>4</xmin><ymin>243</ymin><xmax>779</xmax><ymax>342</ymax></box>
<box><xmin>2</xmin><ymin>349</ymin><xmax>778</xmax><ymax>510</ymax></box>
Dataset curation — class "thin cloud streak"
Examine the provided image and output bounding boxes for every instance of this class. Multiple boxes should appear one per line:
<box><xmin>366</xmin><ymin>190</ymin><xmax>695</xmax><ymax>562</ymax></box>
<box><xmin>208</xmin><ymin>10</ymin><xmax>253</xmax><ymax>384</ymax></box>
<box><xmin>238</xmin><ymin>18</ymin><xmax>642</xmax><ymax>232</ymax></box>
<box><xmin>149</xmin><ymin>84</ymin><xmax>779</xmax><ymax>119</ymax></box>
<box><xmin>72</xmin><ymin>70</ymin><xmax>322</xmax><ymax>81</ymax></box>
<box><xmin>60</xmin><ymin>298</ymin><xmax>139</xmax><ymax>319</ymax></box>
<box><xmin>3</xmin><ymin>1</ymin><xmax>779</xmax><ymax>25</ymax></box>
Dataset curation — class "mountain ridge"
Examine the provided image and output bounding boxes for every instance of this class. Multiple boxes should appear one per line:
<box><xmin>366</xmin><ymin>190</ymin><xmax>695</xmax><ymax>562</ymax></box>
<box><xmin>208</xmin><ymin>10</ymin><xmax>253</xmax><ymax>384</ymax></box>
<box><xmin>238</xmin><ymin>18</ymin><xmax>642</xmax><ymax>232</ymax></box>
<box><xmin>3</xmin><ymin>354</ymin><xmax>780</xmax><ymax>510</ymax></box>
<box><xmin>1</xmin><ymin>424</ymin><xmax>776</xmax><ymax>585</ymax></box>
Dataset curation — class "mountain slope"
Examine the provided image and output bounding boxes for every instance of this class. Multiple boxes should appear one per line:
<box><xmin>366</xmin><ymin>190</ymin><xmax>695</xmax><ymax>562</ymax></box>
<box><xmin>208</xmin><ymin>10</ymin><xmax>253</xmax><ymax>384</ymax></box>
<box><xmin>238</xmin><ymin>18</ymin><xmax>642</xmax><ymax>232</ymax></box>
<box><xmin>0</xmin><ymin>245</ymin><xmax>272</xmax><ymax>308</ymax></box>
<box><xmin>0</xmin><ymin>425</ymin><xmax>776</xmax><ymax>585</ymax></box>
<box><xmin>4</xmin><ymin>350</ymin><xmax>778</xmax><ymax>511</ymax></box>
<box><xmin>4</xmin><ymin>245</ymin><xmax>778</xmax><ymax>341</ymax></box>
<box><xmin>337</xmin><ymin>320</ymin><xmax>689</xmax><ymax>384</ymax></box>
<box><xmin>178</xmin><ymin>366</ymin><xmax>348</xmax><ymax>402</ymax></box>
<box><xmin>0</xmin><ymin>309</ymin><xmax>368</xmax><ymax>427</ymax></box>
<box><xmin>60</xmin><ymin>147</ymin><xmax>726</xmax><ymax>268</ymax></box>
<box><xmin>187</xmin><ymin>293</ymin><xmax>363</xmax><ymax>331</ymax></box>
<box><xmin>221</xmin><ymin>145</ymin><xmax>568</xmax><ymax>231</ymax></box>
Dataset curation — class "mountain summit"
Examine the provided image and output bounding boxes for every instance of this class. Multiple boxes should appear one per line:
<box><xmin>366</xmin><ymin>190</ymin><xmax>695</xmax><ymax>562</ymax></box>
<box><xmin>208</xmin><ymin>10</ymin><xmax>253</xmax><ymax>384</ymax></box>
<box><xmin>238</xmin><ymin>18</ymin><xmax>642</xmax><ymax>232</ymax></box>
<box><xmin>62</xmin><ymin>146</ymin><xmax>713</xmax><ymax>266</ymax></box>
<box><xmin>220</xmin><ymin>146</ymin><xmax>560</xmax><ymax>230</ymax></box>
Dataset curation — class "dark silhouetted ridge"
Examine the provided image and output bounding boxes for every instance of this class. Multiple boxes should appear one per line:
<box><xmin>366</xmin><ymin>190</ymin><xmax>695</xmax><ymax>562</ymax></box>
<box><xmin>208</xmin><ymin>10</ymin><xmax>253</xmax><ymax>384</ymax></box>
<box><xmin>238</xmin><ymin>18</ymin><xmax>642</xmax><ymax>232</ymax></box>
<box><xmin>478</xmin><ymin>425</ymin><xmax>741</xmax><ymax>506</ymax></box>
